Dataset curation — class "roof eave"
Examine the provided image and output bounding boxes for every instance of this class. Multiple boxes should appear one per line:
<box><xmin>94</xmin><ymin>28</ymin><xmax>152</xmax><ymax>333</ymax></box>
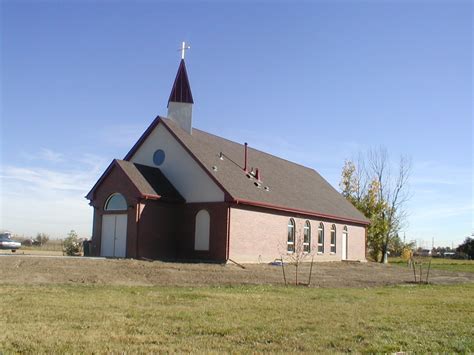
<box><xmin>85</xmin><ymin>160</ymin><xmax>164</xmax><ymax>202</ymax></box>
<box><xmin>85</xmin><ymin>159</ymin><xmax>118</xmax><ymax>201</ymax></box>
<box><xmin>233</xmin><ymin>198</ymin><xmax>370</xmax><ymax>226</ymax></box>
<box><xmin>124</xmin><ymin>116</ymin><xmax>162</xmax><ymax>161</ymax></box>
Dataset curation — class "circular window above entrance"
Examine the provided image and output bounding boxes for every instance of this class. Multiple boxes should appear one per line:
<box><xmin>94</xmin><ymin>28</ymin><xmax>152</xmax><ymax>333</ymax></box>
<box><xmin>153</xmin><ymin>149</ymin><xmax>165</xmax><ymax>166</ymax></box>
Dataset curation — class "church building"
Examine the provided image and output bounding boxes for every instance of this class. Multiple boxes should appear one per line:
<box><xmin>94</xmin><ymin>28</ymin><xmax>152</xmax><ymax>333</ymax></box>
<box><xmin>86</xmin><ymin>49</ymin><xmax>369</xmax><ymax>263</ymax></box>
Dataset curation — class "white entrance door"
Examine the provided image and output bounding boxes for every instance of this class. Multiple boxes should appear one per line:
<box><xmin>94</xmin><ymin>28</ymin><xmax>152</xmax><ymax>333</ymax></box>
<box><xmin>341</xmin><ymin>232</ymin><xmax>348</xmax><ymax>260</ymax></box>
<box><xmin>101</xmin><ymin>214</ymin><xmax>127</xmax><ymax>257</ymax></box>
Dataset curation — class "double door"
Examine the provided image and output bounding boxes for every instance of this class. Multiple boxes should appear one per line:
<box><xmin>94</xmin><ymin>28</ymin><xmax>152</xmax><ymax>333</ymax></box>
<box><xmin>101</xmin><ymin>214</ymin><xmax>127</xmax><ymax>257</ymax></box>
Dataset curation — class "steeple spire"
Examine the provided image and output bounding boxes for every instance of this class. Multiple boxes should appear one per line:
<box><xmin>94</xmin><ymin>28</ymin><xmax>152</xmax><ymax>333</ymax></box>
<box><xmin>167</xmin><ymin>43</ymin><xmax>194</xmax><ymax>134</ymax></box>
<box><xmin>167</xmin><ymin>59</ymin><xmax>194</xmax><ymax>107</ymax></box>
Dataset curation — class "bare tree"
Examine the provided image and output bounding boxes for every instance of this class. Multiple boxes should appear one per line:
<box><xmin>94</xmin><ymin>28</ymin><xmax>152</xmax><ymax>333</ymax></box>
<box><xmin>369</xmin><ymin>148</ymin><xmax>411</xmax><ymax>263</ymax></box>
<box><xmin>280</xmin><ymin>227</ymin><xmax>315</xmax><ymax>285</ymax></box>
<box><xmin>340</xmin><ymin>147</ymin><xmax>411</xmax><ymax>263</ymax></box>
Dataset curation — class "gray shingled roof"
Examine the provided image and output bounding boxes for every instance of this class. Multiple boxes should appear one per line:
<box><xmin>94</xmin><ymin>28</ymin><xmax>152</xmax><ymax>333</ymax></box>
<box><xmin>160</xmin><ymin>118</ymin><xmax>369</xmax><ymax>224</ymax></box>
<box><xmin>115</xmin><ymin>160</ymin><xmax>184</xmax><ymax>202</ymax></box>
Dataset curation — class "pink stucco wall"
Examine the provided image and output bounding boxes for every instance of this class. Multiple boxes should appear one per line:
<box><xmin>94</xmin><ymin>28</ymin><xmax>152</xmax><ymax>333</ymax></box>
<box><xmin>228</xmin><ymin>206</ymin><xmax>366</xmax><ymax>263</ymax></box>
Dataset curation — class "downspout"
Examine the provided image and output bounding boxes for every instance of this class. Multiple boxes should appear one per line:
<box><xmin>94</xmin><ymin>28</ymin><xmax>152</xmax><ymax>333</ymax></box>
<box><xmin>135</xmin><ymin>194</ymin><xmax>160</xmax><ymax>259</ymax></box>
<box><xmin>135</xmin><ymin>201</ymin><xmax>141</xmax><ymax>259</ymax></box>
<box><xmin>365</xmin><ymin>226</ymin><xmax>368</xmax><ymax>261</ymax></box>
<box><xmin>226</xmin><ymin>205</ymin><xmax>231</xmax><ymax>261</ymax></box>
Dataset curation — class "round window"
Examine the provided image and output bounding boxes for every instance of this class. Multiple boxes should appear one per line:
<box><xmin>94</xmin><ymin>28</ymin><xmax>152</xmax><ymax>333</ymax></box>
<box><xmin>153</xmin><ymin>149</ymin><xmax>165</xmax><ymax>166</ymax></box>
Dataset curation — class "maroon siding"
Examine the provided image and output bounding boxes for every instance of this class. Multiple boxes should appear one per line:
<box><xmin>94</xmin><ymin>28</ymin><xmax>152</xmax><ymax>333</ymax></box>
<box><xmin>136</xmin><ymin>201</ymin><xmax>180</xmax><ymax>260</ymax></box>
<box><xmin>89</xmin><ymin>164</ymin><xmax>229</xmax><ymax>261</ymax></box>
<box><xmin>177</xmin><ymin>202</ymin><xmax>229</xmax><ymax>262</ymax></box>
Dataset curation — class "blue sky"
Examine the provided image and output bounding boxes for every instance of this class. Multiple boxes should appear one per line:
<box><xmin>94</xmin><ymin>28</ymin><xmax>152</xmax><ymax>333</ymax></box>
<box><xmin>1</xmin><ymin>0</ymin><xmax>472</xmax><ymax>247</ymax></box>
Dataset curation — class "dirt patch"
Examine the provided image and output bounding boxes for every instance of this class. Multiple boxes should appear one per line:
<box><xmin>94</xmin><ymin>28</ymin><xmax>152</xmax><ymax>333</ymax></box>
<box><xmin>0</xmin><ymin>255</ymin><xmax>473</xmax><ymax>288</ymax></box>
<box><xmin>0</xmin><ymin>249</ymin><xmax>64</xmax><ymax>256</ymax></box>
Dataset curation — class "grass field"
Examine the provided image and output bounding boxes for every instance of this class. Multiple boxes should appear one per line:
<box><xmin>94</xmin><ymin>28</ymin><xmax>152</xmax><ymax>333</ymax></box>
<box><xmin>0</xmin><ymin>240</ymin><xmax>66</xmax><ymax>256</ymax></box>
<box><xmin>390</xmin><ymin>257</ymin><xmax>474</xmax><ymax>273</ymax></box>
<box><xmin>20</xmin><ymin>240</ymin><xmax>64</xmax><ymax>252</ymax></box>
<box><xmin>2</xmin><ymin>283</ymin><xmax>473</xmax><ymax>353</ymax></box>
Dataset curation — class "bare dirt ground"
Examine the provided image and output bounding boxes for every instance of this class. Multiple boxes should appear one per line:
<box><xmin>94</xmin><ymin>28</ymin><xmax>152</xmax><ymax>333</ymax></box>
<box><xmin>0</xmin><ymin>249</ymin><xmax>63</xmax><ymax>256</ymax></box>
<box><xmin>1</xmin><ymin>255</ymin><xmax>473</xmax><ymax>288</ymax></box>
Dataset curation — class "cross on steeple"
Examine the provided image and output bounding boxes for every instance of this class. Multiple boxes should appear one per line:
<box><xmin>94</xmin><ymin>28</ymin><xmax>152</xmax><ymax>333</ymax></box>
<box><xmin>179</xmin><ymin>41</ymin><xmax>190</xmax><ymax>60</ymax></box>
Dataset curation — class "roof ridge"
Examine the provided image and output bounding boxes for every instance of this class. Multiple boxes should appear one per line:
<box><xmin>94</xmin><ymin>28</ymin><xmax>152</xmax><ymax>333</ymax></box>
<box><xmin>189</xmin><ymin>125</ymin><xmax>318</xmax><ymax>173</ymax></box>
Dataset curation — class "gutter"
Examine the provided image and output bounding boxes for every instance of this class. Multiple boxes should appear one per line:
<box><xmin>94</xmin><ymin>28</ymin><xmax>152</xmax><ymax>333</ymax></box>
<box><xmin>233</xmin><ymin>198</ymin><xmax>370</xmax><ymax>226</ymax></box>
<box><xmin>140</xmin><ymin>193</ymin><xmax>161</xmax><ymax>200</ymax></box>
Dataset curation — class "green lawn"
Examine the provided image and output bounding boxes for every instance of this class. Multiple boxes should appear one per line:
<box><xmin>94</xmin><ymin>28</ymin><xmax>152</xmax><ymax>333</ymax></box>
<box><xmin>2</xmin><ymin>283</ymin><xmax>473</xmax><ymax>352</ymax></box>
<box><xmin>390</xmin><ymin>257</ymin><xmax>474</xmax><ymax>273</ymax></box>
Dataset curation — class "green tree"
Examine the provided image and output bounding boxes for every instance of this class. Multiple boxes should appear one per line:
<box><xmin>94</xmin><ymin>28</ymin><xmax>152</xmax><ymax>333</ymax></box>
<box><xmin>63</xmin><ymin>230</ymin><xmax>81</xmax><ymax>256</ymax></box>
<box><xmin>389</xmin><ymin>234</ymin><xmax>415</xmax><ymax>257</ymax></box>
<box><xmin>35</xmin><ymin>233</ymin><xmax>50</xmax><ymax>246</ymax></box>
<box><xmin>457</xmin><ymin>236</ymin><xmax>474</xmax><ymax>259</ymax></box>
<box><xmin>340</xmin><ymin>148</ymin><xmax>411</xmax><ymax>263</ymax></box>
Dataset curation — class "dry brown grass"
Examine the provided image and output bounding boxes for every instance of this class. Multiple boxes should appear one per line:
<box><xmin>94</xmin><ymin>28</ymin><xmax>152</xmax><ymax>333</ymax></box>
<box><xmin>0</xmin><ymin>256</ymin><xmax>473</xmax><ymax>287</ymax></box>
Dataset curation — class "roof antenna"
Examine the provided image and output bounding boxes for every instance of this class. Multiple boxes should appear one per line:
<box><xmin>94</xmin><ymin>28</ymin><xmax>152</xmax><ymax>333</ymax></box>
<box><xmin>178</xmin><ymin>41</ymin><xmax>191</xmax><ymax>60</ymax></box>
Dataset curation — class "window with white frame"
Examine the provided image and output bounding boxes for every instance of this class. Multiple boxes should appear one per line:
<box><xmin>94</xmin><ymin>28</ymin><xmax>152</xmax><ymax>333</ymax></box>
<box><xmin>330</xmin><ymin>224</ymin><xmax>336</xmax><ymax>253</ymax></box>
<box><xmin>318</xmin><ymin>222</ymin><xmax>324</xmax><ymax>253</ymax></box>
<box><xmin>104</xmin><ymin>193</ymin><xmax>127</xmax><ymax>211</ymax></box>
<box><xmin>303</xmin><ymin>221</ymin><xmax>311</xmax><ymax>253</ymax></box>
<box><xmin>287</xmin><ymin>218</ymin><xmax>295</xmax><ymax>253</ymax></box>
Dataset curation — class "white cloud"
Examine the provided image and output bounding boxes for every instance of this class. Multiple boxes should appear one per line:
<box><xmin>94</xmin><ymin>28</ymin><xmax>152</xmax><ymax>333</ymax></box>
<box><xmin>412</xmin><ymin>161</ymin><xmax>472</xmax><ymax>186</ymax></box>
<box><xmin>0</xmin><ymin>152</ymin><xmax>108</xmax><ymax>238</ymax></box>
<box><xmin>37</xmin><ymin>148</ymin><xmax>65</xmax><ymax>163</ymax></box>
<box><xmin>406</xmin><ymin>159</ymin><xmax>473</xmax><ymax>247</ymax></box>
<box><xmin>410</xmin><ymin>203</ymin><xmax>473</xmax><ymax>221</ymax></box>
<box><xmin>2</xmin><ymin>166</ymin><xmax>91</xmax><ymax>192</ymax></box>
<box><xmin>100</xmin><ymin>123</ymin><xmax>145</xmax><ymax>149</ymax></box>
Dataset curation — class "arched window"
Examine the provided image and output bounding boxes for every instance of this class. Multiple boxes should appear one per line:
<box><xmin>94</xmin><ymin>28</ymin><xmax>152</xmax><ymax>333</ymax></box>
<box><xmin>194</xmin><ymin>210</ymin><xmax>210</xmax><ymax>251</ymax></box>
<box><xmin>330</xmin><ymin>224</ymin><xmax>337</xmax><ymax>253</ymax></box>
<box><xmin>287</xmin><ymin>218</ymin><xmax>295</xmax><ymax>253</ymax></box>
<box><xmin>104</xmin><ymin>193</ymin><xmax>127</xmax><ymax>211</ymax></box>
<box><xmin>318</xmin><ymin>222</ymin><xmax>324</xmax><ymax>253</ymax></box>
<box><xmin>303</xmin><ymin>221</ymin><xmax>311</xmax><ymax>253</ymax></box>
